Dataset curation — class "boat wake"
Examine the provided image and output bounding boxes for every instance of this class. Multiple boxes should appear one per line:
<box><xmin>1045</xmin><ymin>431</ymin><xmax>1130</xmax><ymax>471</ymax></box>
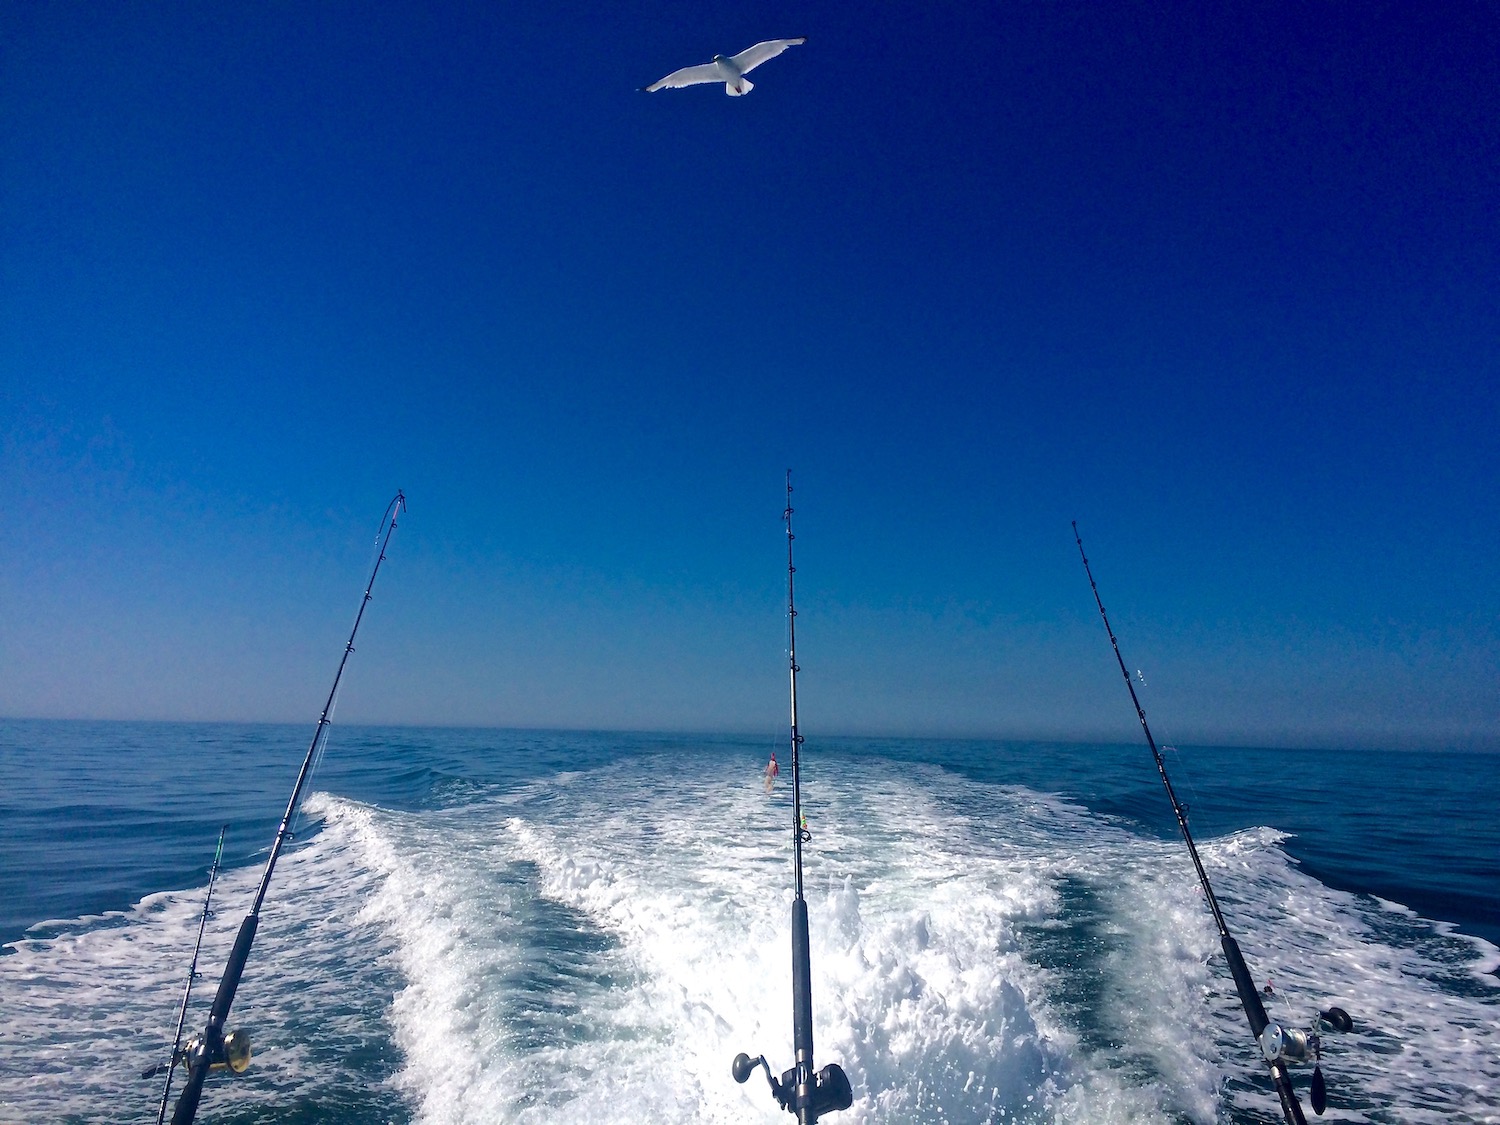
<box><xmin>2</xmin><ymin>751</ymin><xmax>1495</xmax><ymax>1123</ymax></box>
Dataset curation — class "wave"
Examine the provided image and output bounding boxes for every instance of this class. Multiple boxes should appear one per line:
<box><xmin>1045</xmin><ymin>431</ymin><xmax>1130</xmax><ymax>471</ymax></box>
<box><xmin>2</xmin><ymin>753</ymin><xmax>1495</xmax><ymax>1124</ymax></box>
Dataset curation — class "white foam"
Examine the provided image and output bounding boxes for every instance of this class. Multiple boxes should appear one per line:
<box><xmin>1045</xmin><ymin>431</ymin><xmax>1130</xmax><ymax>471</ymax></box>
<box><xmin>5</xmin><ymin>753</ymin><xmax>1497</xmax><ymax>1124</ymax></box>
<box><xmin>294</xmin><ymin>756</ymin><xmax>1078</xmax><ymax>1123</ymax></box>
<box><xmin>0</xmin><ymin>803</ymin><xmax>399</xmax><ymax>1122</ymax></box>
<box><xmin>1186</xmin><ymin>825</ymin><xmax>1500</xmax><ymax>1123</ymax></box>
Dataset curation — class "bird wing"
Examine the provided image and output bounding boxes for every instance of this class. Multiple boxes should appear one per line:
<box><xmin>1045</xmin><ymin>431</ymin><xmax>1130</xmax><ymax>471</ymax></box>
<box><xmin>644</xmin><ymin>61</ymin><xmax>722</xmax><ymax>91</ymax></box>
<box><xmin>728</xmin><ymin>37</ymin><xmax>806</xmax><ymax>75</ymax></box>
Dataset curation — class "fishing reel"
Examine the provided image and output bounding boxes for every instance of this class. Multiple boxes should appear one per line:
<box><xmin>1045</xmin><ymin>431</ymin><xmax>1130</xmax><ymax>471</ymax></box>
<box><xmin>733</xmin><ymin>1052</ymin><xmax>853</xmax><ymax>1121</ymax></box>
<box><xmin>141</xmin><ymin>1029</ymin><xmax>251</xmax><ymax>1081</ymax></box>
<box><xmin>1258</xmin><ymin>1006</ymin><xmax>1353</xmax><ymax>1116</ymax></box>
<box><xmin>184</xmin><ymin>1029</ymin><xmax>253</xmax><ymax>1076</ymax></box>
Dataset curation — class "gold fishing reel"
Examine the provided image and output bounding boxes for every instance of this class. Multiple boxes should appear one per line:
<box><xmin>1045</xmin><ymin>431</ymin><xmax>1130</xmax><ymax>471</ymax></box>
<box><xmin>221</xmin><ymin>1029</ymin><xmax>251</xmax><ymax>1074</ymax></box>
<box><xmin>181</xmin><ymin>1029</ymin><xmax>252</xmax><ymax>1075</ymax></box>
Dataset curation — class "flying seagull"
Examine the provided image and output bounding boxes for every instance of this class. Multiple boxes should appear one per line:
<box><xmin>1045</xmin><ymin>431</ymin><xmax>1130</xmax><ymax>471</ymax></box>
<box><xmin>643</xmin><ymin>38</ymin><xmax>806</xmax><ymax>96</ymax></box>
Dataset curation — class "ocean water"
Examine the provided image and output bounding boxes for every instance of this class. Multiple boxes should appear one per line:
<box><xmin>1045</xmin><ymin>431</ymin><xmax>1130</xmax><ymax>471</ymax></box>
<box><xmin>1</xmin><ymin>720</ymin><xmax>1496</xmax><ymax>1124</ymax></box>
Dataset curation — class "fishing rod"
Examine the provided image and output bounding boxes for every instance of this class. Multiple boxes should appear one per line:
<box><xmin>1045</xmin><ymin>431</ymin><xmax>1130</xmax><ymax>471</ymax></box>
<box><xmin>140</xmin><ymin>827</ymin><xmax>227</xmax><ymax>1124</ymax></box>
<box><xmin>165</xmin><ymin>491</ymin><xmax>406</xmax><ymax>1125</ymax></box>
<box><xmin>732</xmin><ymin>472</ymin><xmax>853</xmax><ymax>1124</ymax></box>
<box><xmin>1072</xmin><ymin>522</ymin><xmax>1351</xmax><ymax>1123</ymax></box>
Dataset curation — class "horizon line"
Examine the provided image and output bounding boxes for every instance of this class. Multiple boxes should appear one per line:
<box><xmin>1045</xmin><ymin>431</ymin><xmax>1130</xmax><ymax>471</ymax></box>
<box><xmin>4</xmin><ymin>713</ymin><xmax>1495</xmax><ymax>755</ymax></box>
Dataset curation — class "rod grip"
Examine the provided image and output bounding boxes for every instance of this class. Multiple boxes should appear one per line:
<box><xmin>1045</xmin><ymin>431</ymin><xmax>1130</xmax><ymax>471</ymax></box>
<box><xmin>209</xmin><ymin>915</ymin><xmax>259</xmax><ymax>1027</ymax></box>
<box><xmin>792</xmin><ymin>898</ymin><xmax>814</xmax><ymax>1062</ymax></box>
<box><xmin>1272</xmin><ymin>1059</ymin><xmax>1309</xmax><ymax>1125</ymax></box>
<box><xmin>1221</xmin><ymin>934</ymin><xmax>1269</xmax><ymax>1038</ymax></box>
<box><xmin>1226</xmin><ymin>935</ymin><xmax>1307</xmax><ymax>1125</ymax></box>
<box><xmin>168</xmin><ymin>1057</ymin><xmax>208</xmax><ymax>1125</ymax></box>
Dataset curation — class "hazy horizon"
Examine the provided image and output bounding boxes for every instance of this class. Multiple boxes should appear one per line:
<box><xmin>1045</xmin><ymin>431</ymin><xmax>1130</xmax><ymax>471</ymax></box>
<box><xmin>3</xmin><ymin>713</ymin><xmax>1494</xmax><ymax>757</ymax></box>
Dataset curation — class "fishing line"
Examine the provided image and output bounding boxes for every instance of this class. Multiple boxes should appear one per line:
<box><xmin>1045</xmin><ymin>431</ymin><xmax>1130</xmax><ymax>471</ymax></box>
<box><xmin>286</xmin><ymin>499</ymin><xmax>399</xmax><ymax>844</ymax></box>
<box><xmin>144</xmin><ymin>827</ymin><xmax>228</xmax><ymax>1125</ymax></box>
<box><xmin>288</xmin><ymin>723</ymin><xmax>333</xmax><ymax>845</ymax></box>
<box><xmin>1123</xmin><ymin>648</ymin><xmax>1206</xmax><ymax>836</ymax></box>
<box><xmin>1164</xmin><ymin>742</ymin><xmax>1202</xmax><ymax>828</ymax></box>
<box><xmin>1145</xmin><ymin>675</ymin><xmax>1300</xmax><ymax>1010</ymax></box>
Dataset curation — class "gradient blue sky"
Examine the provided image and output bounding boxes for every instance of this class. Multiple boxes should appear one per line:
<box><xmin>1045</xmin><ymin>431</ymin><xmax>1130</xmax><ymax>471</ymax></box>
<box><xmin>3</xmin><ymin>1</ymin><xmax>1496</xmax><ymax>748</ymax></box>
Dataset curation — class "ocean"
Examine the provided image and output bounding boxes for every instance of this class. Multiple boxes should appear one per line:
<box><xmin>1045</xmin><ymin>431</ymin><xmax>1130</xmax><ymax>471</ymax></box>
<box><xmin>1</xmin><ymin>720</ymin><xmax>1496</xmax><ymax>1124</ymax></box>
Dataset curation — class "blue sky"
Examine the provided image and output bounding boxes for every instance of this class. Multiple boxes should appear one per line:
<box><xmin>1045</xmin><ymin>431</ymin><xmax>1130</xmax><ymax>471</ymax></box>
<box><xmin>3</xmin><ymin>1</ymin><xmax>1496</xmax><ymax>748</ymax></box>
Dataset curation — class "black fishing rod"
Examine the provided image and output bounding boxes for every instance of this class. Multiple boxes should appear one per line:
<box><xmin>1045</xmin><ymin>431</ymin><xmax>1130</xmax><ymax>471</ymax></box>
<box><xmin>1073</xmin><ymin>522</ymin><xmax>1352</xmax><ymax>1123</ymax></box>
<box><xmin>166</xmin><ymin>491</ymin><xmax>406</xmax><ymax>1125</ymax></box>
<box><xmin>732</xmin><ymin>473</ymin><xmax>852</xmax><ymax>1124</ymax></box>
<box><xmin>141</xmin><ymin>827</ymin><xmax>227</xmax><ymax>1124</ymax></box>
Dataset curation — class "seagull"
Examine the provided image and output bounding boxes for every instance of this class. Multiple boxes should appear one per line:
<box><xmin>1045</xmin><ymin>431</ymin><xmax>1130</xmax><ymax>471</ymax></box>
<box><xmin>642</xmin><ymin>37</ymin><xmax>806</xmax><ymax>96</ymax></box>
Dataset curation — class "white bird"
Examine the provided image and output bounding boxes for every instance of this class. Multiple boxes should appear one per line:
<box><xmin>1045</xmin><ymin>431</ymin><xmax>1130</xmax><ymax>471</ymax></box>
<box><xmin>643</xmin><ymin>38</ymin><xmax>806</xmax><ymax>96</ymax></box>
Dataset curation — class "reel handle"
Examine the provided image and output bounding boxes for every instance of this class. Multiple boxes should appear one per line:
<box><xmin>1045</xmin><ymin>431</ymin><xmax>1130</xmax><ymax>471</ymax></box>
<box><xmin>731</xmin><ymin>1051</ymin><xmax>852</xmax><ymax>1121</ymax></box>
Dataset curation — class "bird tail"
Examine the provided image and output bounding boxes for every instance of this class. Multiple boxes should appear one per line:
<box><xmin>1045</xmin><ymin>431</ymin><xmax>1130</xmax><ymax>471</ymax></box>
<box><xmin>727</xmin><ymin>77</ymin><xmax>753</xmax><ymax>96</ymax></box>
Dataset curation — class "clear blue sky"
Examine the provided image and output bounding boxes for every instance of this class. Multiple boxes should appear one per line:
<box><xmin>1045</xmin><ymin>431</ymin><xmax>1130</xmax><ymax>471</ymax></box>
<box><xmin>3</xmin><ymin>1</ymin><xmax>1496</xmax><ymax>749</ymax></box>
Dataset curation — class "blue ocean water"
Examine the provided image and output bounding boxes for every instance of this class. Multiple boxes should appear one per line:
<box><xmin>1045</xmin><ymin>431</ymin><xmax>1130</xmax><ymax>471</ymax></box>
<box><xmin>1</xmin><ymin>719</ymin><xmax>1496</xmax><ymax>1124</ymax></box>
